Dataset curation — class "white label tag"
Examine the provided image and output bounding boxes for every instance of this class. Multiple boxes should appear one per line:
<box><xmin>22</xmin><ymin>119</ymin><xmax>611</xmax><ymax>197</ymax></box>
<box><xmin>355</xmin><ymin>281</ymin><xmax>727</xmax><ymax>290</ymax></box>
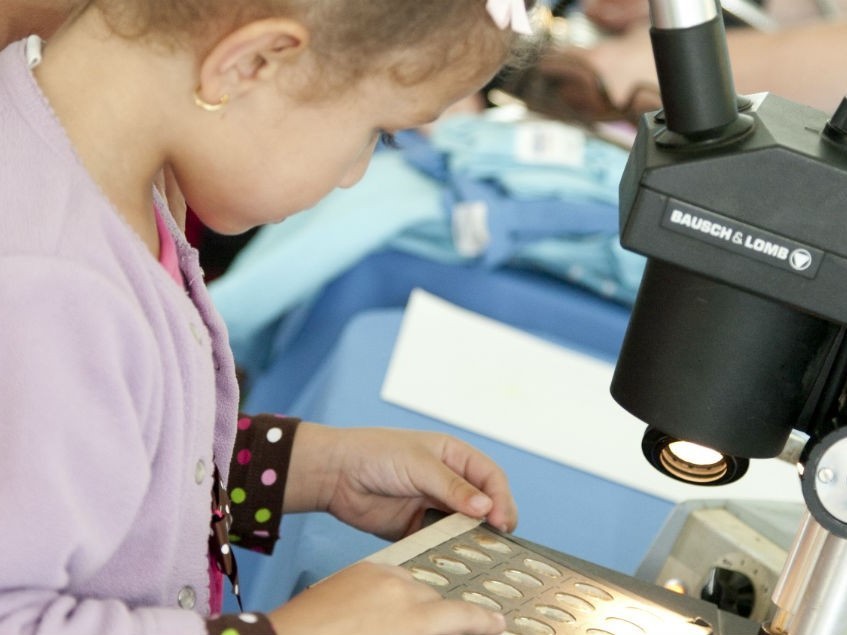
<box><xmin>514</xmin><ymin>121</ymin><xmax>586</xmax><ymax>167</ymax></box>
<box><xmin>451</xmin><ymin>200</ymin><xmax>490</xmax><ymax>258</ymax></box>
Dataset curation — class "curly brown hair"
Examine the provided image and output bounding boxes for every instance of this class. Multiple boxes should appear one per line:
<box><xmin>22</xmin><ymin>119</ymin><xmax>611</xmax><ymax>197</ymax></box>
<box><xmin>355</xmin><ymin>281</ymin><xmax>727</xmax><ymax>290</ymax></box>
<box><xmin>82</xmin><ymin>0</ymin><xmax>538</xmax><ymax>96</ymax></box>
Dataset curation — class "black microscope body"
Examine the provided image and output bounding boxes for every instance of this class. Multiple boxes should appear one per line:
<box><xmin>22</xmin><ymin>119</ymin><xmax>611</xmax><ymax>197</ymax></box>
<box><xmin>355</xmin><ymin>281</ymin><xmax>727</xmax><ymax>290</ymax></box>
<box><xmin>607</xmin><ymin>8</ymin><xmax>847</xmax><ymax>539</ymax></box>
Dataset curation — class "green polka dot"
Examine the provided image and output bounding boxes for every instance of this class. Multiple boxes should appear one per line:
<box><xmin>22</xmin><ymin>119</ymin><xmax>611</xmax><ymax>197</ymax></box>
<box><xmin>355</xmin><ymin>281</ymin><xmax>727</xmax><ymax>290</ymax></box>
<box><xmin>230</xmin><ymin>488</ymin><xmax>246</xmax><ymax>504</ymax></box>
<box><xmin>229</xmin><ymin>534</ymin><xmax>241</xmax><ymax>543</ymax></box>
<box><xmin>221</xmin><ymin>629</ymin><xmax>240</xmax><ymax>635</ymax></box>
<box><xmin>254</xmin><ymin>508</ymin><xmax>272</xmax><ymax>523</ymax></box>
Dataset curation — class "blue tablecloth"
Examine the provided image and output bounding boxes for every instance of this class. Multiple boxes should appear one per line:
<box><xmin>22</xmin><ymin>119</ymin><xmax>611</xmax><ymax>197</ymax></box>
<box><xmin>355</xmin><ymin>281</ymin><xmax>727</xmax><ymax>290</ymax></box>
<box><xmin>224</xmin><ymin>251</ymin><xmax>673</xmax><ymax>613</ymax></box>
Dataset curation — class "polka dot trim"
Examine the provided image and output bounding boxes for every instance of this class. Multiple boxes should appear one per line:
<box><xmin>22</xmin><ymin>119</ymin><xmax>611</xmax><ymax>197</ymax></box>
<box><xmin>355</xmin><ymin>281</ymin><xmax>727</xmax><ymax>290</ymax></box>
<box><xmin>209</xmin><ymin>463</ymin><xmax>242</xmax><ymax>611</ymax></box>
<box><xmin>227</xmin><ymin>414</ymin><xmax>300</xmax><ymax>554</ymax></box>
<box><xmin>206</xmin><ymin>612</ymin><xmax>275</xmax><ymax>635</ymax></box>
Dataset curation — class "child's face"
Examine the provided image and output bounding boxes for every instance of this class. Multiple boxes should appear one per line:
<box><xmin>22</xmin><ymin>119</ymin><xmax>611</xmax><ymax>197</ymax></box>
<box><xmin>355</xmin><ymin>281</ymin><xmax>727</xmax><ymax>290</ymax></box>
<box><xmin>178</xmin><ymin>62</ymin><xmax>495</xmax><ymax>236</ymax></box>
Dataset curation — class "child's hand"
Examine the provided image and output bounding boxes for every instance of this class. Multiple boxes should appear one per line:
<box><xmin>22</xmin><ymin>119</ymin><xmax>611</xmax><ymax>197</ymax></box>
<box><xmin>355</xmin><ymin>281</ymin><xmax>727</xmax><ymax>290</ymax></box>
<box><xmin>284</xmin><ymin>424</ymin><xmax>518</xmax><ymax>540</ymax></box>
<box><xmin>267</xmin><ymin>561</ymin><xmax>507</xmax><ymax>635</ymax></box>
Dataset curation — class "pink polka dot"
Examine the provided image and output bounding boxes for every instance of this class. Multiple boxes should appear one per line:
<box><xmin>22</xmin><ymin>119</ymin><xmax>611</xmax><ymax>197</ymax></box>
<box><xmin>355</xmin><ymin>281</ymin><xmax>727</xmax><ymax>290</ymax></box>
<box><xmin>261</xmin><ymin>469</ymin><xmax>277</xmax><ymax>486</ymax></box>
<box><xmin>253</xmin><ymin>529</ymin><xmax>270</xmax><ymax>538</ymax></box>
<box><xmin>236</xmin><ymin>449</ymin><xmax>252</xmax><ymax>465</ymax></box>
<box><xmin>238</xmin><ymin>417</ymin><xmax>252</xmax><ymax>430</ymax></box>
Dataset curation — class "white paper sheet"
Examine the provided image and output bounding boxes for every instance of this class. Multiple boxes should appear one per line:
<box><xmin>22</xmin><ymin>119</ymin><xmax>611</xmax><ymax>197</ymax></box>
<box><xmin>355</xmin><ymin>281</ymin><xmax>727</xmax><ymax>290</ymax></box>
<box><xmin>381</xmin><ymin>288</ymin><xmax>802</xmax><ymax>503</ymax></box>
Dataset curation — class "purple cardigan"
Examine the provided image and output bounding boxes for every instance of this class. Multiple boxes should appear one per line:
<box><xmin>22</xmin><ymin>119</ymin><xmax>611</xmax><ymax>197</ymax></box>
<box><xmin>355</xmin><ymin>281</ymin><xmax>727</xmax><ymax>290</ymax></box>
<box><xmin>0</xmin><ymin>40</ymin><xmax>270</xmax><ymax>634</ymax></box>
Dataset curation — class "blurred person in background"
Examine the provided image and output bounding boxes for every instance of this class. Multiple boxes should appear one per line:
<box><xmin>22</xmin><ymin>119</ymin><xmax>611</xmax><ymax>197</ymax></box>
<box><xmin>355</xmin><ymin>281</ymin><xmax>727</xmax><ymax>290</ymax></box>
<box><xmin>498</xmin><ymin>0</ymin><xmax>847</xmax><ymax>126</ymax></box>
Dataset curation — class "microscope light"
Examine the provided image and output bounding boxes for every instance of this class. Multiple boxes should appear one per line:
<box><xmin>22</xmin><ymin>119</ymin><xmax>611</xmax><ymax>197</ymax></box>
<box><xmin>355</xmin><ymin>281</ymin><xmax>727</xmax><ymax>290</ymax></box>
<box><xmin>667</xmin><ymin>441</ymin><xmax>723</xmax><ymax>467</ymax></box>
<box><xmin>642</xmin><ymin>427</ymin><xmax>749</xmax><ymax>486</ymax></box>
<box><xmin>661</xmin><ymin>578</ymin><xmax>688</xmax><ymax>595</ymax></box>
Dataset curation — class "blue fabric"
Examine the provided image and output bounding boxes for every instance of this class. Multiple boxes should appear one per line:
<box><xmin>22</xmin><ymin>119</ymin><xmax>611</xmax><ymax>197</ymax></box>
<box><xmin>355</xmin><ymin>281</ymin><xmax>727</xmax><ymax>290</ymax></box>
<box><xmin>235</xmin><ymin>250</ymin><xmax>633</xmax><ymax>405</ymax></box>
<box><xmin>210</xmin><ymin>113</ymin><xmax>645</xmax><ymax>370</ymax></box>
<box><xmin>398</xmin><ymin>123</ymin><xmax>644</xmax><ymax>303</ymax></box>
<box><xmin>446</xmin><ymin>177</ymin><xmax>617</xmax><ymax>265</ymax></box>
<box><xmin>430</xmin><ymin>114</ymin><xmax>630</xmax><ymax>205</ymax></box>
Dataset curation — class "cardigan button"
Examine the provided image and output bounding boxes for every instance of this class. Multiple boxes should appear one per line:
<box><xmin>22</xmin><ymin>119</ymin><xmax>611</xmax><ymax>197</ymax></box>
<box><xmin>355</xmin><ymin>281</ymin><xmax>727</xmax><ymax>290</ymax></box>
<box><xmin>189</xmin><ymin>322</ymin><xmax>204</xmax><ymax>345</ymax></box>
<box><xmin>194</xmin><ymin>459</ymin><xmax>207</xmax><ymax>485</ymax></box>
<box><xmin>177</xmin><ymin>585</ymin><xmax>196</xmax><ymax>610</ymax></box>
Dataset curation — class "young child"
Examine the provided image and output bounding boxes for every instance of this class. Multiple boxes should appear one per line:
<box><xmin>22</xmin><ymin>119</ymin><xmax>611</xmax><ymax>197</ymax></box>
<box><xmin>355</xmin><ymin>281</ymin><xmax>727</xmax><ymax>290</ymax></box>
<box><xmin>0</xmin><ymin>1</ymin><xmax>534</xmax><ymax>635</ymax></box>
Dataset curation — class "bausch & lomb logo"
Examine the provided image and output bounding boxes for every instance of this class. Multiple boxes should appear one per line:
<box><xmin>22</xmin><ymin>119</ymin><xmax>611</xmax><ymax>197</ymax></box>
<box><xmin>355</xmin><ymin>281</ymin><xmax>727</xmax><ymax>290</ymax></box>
<box><xmin>668</xmin><ymin>208</ymin><xmax>813</xmax><ymax>273</ymax></box>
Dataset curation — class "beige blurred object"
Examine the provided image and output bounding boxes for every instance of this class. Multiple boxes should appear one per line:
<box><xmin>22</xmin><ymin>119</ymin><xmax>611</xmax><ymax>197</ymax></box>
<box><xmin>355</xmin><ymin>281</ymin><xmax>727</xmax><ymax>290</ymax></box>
<box><xmin>493</xmin><ymin>6</ymin><xmax>661</xmax><ymax>129</ymax></box>
<box><xmin>496</xmin><ymin>0</ymin><xmax>847</xmax><ymax>128</ymax></box>
<box><xmin>767</xmin><ymin>0</ymin><xmax>844</xmax><ymax>24</ymax></box>
<box><xmin>589</xmin><ymin>0</ymin><xmax>847</xmax><ymax>118</ymax></box>
<box><xmin>581</xmin><ymin>0</ymin><xmax>650</xmax><ymax>32</ymax></box>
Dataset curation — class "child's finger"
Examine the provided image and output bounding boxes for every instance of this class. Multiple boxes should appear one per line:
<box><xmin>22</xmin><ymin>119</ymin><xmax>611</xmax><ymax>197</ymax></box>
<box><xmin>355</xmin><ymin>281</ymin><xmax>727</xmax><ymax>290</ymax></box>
<box><xmin>409</xmin><ymin>598</ymin><xmax>507</xmax><ymax>635</ymax></box>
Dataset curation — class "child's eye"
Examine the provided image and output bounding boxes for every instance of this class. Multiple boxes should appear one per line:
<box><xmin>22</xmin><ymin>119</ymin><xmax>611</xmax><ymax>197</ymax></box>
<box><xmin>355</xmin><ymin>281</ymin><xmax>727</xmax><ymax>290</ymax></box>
<box><xmin>379</xmin><ymin>131</ymin><xmax>400</xmax><ymax>149</ymax></box>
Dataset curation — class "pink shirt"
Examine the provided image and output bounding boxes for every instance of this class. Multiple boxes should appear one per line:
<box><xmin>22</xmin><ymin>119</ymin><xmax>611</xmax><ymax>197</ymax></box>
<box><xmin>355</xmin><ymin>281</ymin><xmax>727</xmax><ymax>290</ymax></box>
<box><xmin>155</xmin><ymin>204</ymin><xmax>184</xmax><ymax>287</ymax></box>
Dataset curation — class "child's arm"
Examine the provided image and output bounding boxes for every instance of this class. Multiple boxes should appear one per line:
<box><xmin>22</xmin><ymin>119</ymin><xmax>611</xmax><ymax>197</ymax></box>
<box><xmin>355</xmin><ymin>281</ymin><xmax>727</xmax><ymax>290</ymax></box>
<box><xmin>218</xmin><ymin>419</ymin><xmax>516</xmax><ymax>635</ymax></box>
<box><xmin>225</xmin><ymin>420</ymin><xmax>517</xmax><ymax>548</ymax></box>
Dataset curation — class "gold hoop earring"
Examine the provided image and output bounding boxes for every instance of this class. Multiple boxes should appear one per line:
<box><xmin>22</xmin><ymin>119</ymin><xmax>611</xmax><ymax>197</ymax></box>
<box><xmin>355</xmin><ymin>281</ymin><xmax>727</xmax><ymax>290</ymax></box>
<box><xmin>193</xmin><ymin>89</ymin><xmax>230</xmax><ymax>112</ymax></box>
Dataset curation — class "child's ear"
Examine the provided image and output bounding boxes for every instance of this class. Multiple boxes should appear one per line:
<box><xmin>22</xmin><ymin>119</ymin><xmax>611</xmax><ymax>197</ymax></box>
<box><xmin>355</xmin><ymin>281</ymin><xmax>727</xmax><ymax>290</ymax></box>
<box><xmin>195</xmin><ymin>18</ymin><xmax>309</xmax><ymax>106</ymax></box>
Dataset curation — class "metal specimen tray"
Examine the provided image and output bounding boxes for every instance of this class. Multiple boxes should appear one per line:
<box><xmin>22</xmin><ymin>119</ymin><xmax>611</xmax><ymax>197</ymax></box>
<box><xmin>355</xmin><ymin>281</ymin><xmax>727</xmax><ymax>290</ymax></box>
<box><xmin>361</xmin><ymin>513</ymin><xmax>759</xmax><ymax>635</ymax></box>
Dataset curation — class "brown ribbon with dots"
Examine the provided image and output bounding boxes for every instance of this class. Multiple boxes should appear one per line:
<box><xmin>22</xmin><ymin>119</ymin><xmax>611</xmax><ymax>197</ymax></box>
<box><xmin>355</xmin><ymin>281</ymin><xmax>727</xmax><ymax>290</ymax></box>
<box><xmin>210</xmin><ymin>463</ymin><xmax>242</xmax><ymax>611</ymax></box>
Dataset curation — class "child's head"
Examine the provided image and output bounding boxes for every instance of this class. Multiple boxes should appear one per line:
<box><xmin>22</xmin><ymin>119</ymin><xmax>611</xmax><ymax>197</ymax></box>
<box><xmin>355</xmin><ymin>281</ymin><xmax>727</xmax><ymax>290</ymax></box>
<box><xmin>74</xmin><ymin>1</ymin><xmax>537</xmax><ymax>233</ymax></box>
<box><xmin>91</xmin><ymin>0</ymin><xmax>535</xmax><ymax>98</ymax></box>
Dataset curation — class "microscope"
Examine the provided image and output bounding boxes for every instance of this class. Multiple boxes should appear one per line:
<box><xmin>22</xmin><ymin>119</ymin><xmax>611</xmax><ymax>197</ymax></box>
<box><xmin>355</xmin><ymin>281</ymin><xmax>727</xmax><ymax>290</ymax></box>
<box><xmin>359</xmin><ymin>2</ymin><xmax>847</xmax><ymax>632</ymax></box>
<box><xmin>611</xmin><ymin>1</ymin><xmax>847</xmax><ymax>633</ymax></box>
